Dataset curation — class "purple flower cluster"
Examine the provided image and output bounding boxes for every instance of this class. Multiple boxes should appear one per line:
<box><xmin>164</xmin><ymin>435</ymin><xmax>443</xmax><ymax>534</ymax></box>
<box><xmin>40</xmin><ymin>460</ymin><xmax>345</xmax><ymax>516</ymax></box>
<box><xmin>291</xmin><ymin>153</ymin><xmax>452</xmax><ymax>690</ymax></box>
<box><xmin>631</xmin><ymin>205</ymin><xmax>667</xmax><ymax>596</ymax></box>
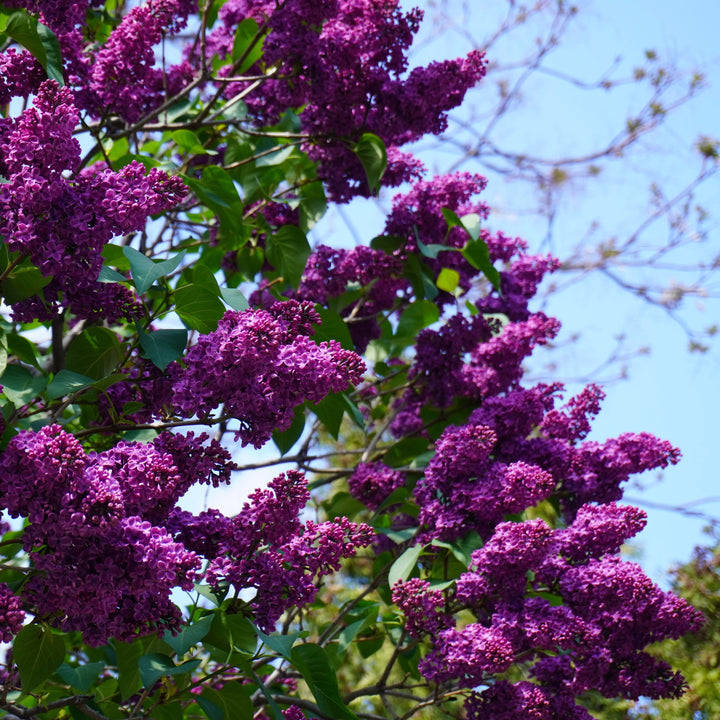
<box><xmin>203</xmin><ymin>471</ymin><xmax>374</xmax><ymax>631</ymax></box>
<box><xmin>391</xmin><ymin>578</ymin><xmax>452</xmax><ymax>638</ymax></box>
<box><xmin>348</xmin><ymin>462</ymin><xmax>405</xmax><ymax>510</ymax></box>
<box><xmin>85</xmin><ymin>0</ymin><xmax>197</xmax><ymax>121</ymax></box>
<box><xmin>171</xmin><ymin>301</ymin><xmax>366</xmax><ymax>447</ymax></box>
<box><xmin>408</xmin><ymin>510</ymin><xmax>702</xmax><ymax>713</ymax></box>
<box><xmin>0</xmin><ymin>80</ymin><xmax>185</xmax><ymax>322</ymax></box>
<box><xmin>0</xmin><ymin>425</ymin><xmax>238</xmax><ymax>643</ymax></box>
<box><xmin>0</xmin><ymin>49</ymin><xmax>45</xmax><ymax>105</ymax></box>
<box><xmin>206</xmin><ymin>1</ymin><xmax>485</xmax><ymax>200</ymax></box>
<box><xmin>0</xmin><ymin>584</ymin><xmax>25</xmax><ymax>644</ymax></box>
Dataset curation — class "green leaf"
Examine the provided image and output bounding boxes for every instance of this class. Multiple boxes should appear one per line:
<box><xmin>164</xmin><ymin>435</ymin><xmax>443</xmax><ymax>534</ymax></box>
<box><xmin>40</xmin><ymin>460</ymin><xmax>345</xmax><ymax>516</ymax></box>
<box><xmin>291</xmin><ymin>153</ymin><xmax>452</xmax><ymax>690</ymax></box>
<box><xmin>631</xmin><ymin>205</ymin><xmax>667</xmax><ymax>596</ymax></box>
<box><xmin>115</xmin><ymin>638</ymin><xmax>146</xmax><ymax>700</ymax></box>
<box><xmin>47</xmin><ymin>370</ymin><xmax>94</xmax><ymax>400</ymax></box>
<box><xmin>313</xmin><ymin>393</ymin><xmax>345</xmax><ymax>439</ymax></box>
<box><xmin>57</xmin><ymin>661</ymin><xmax>105</xmax><ymax>692</ymax></box>
<box><xmin>220</xmin><ymin>287</ymin><xmax>250</xmax><ymax>311</ymax></box>
<box><xmin>273</xmin><ymin>404</ymin><xmax>305</xmax><ymax>454</ymax></box>
<box><xmin>174</xmin><ymin>284</ymin><xmax>226</xmax><ymax>333</ymax></box>
<box><xmin>313</xmin><ymin>307</ymin><xmax>353</xmax><ymax>350</ymax></box>
<box><xmin>98</xmin><ymin>265</ymin><xmax>128</xmax><ymax>283</ymax></box>
<box><xmin>65</xmin><ymin>327</ymin><xmax>123</xmax><ymax>380</ymax></box>
<box><xmin>6</xmin><ymin>334</ymin><xmax>40</xmax><ymax>369</ymax></box>
<box><xmin>137</xmin><ymin>327</ymin><xmax>188</xmax><ymax>371</ymax></box>
<box><xmin>298</xmin><ymin>180</ymin><xmax>327</xmax><ymax>233</ymax></box>
<box><xmin>462</xmin><ymin>237</ymin><xmax>501</xmax><ymax>291</ymax></box>
<box><xmin>382</xmin><ymin>436</ymin><xmax>429</xmax><ymax>468</ymax></box>
<box><xmin>138</xmin><ymin>654</ymin><xmax>200</xmax><ymax>688</ymax></box>
<box><xmin>290</xmin><ymin>644</ymin><xmax>359</xmax><ymax>720</ymax></box>
<box><xmin>395</xmin><ymin>300</ymin><xmax>440</xmax><ymax>339</ymax></box>
<box><xmin>256</xmin><ymin>627</ymin><xmax>301</xmax><ymax>661</ymax></box>
<box><xmin>353</xmin><ymin>133</ymin><xmax>387</xmax><ymax>194</ymax></box>
<box><xmin>232</xmin><ymin>17</ymin><xmax>264</xmax><ymax>73</ymax></box>
<box><xmin>197</xmin><ymin>683</ymin><xmax>253</xmax><ymax>720</ymax></box>
<box><xmin>14</xmin><ymin>624</ymin><xmax>65</xmax><ymax>693</ymax></box>
<box><xmin>205</xmin><ymin>611</ymin><xmax>257</xmax><ymax>655</ymax></box>
<box><xmin>388</xmin><ymin>544</ymin><xmax>424</xmax><ymax>587</ymax></box>
<box><xmin>0</xmin><ymin>262</ymin><xmax>51</xmax><ymax>303</ymax></box>
<box><xmin>436</xmin><ymin>267</ymin><xmax>460</xmax><ymax>293</ymax></box>
<box><xmin>370</xmin><ymin>234</ymin><xmax>405</xmax><ymax>253</ymax></box>
<box><xmin>123</xmin><ymin>247</ymin><xmax>186</xmax><ymax>295</ymax></box>
<box><xmin>338</xmin><ymin>605</ymin><xmax>380</xmax><ymax>655</ymax></box>
<box><xmin>5</xmin><ymin>12</ymin><xmax>64</xmax><ymax>85</ymax></box>
<box><xmin>184</xmin><ymin>166</ymin><xmax>243</xmax><ymax>233</ymax></box>
<box><xmin>265</xmin><ymin>225</ymin><xmax>311</xmax><ymax>287</ymax></box>
<box><xmin>442</xmin><ymin>208</ymin><xmax>501</xmax><ymax>290</ymax></box>
<box><xmin>192</xmin><ymin>264</ymin><xmax>222</xmax><ymax>295</ymax></box>
<box><xmin>0</xmin><ymin>364</ymin><xmax>46</xmax><ymax>405</ymax></box>
<box><xmin>172</xmin><ymin>129</ymin><xmax>214</xmax><ymax>155</ymax></box>
<box><xmin>101</xmin><ymin>243</ymin><xmax>132</xmax><ymax>272</ymax></box>
<box><xmin>163</xmin><ymin>615</ymin><xmax>214</xmax><ymax>656</ymax></box>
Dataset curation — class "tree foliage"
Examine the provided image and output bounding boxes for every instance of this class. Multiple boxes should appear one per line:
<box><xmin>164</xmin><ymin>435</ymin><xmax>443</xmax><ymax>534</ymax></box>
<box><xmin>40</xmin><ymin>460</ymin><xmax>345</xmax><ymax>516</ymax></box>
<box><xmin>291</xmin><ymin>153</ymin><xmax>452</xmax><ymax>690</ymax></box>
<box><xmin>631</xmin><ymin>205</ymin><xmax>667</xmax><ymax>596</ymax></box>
<box><xmin>0</xmin><ymin>1</ymin><xmax>708</xmax><ymax>719</ymax></box>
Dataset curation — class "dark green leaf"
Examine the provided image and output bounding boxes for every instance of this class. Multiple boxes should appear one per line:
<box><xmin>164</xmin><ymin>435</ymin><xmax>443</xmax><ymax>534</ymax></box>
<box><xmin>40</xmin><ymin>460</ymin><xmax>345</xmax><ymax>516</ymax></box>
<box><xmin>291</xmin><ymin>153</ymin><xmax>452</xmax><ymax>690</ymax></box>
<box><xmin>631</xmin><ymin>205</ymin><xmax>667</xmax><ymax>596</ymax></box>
<box><xmin>65</xmin><ymin>327</ymin><xmax>123</xmax><ymax>380</ymax></box>
<box><xmin>137</xmin><ymin>327</ymin><xmax>188</xmax><ymax>371</ymax></box>
<box><xmin>175</xmin><ymin>284</ymin><xmax>226</xmax><ymax>333</ymax></box>
<box><xmin>163</xmin><ymin>614</ymin><xmax>214</xmax><ymax>656</ymax></box>
<box><xmin>313</xmin><ymin>307</ymin><xmax>353</xmax><ymax>350</ymax></box>
<box><xmin>382</xmin><ymin>436</ymin><xmax>429</xmax><ymax>468</ymax></box>
<box><xmin>462</xmin><ymin>237</ymin><xmax>501</xmax><ymax>291</ymax></box>
<box><xmin>313</xmin><ymin>393</ymin><xmax>345</xmax><ymax>439</ymax></box>
<box><xmin>47</xmin><ymin>370</ymin><xmax>94</xmax><ymax>400</ymax></box>
<box><xmin>388</xmin><ymin>544</ymin><xmax>423</xmax><ymax>587</ymax></box>
<box><xmin>353</xmin><ymin>133</ymin><xmax>387</xmax><ymax>194</ymax></box>
<box><xmin>138</xmin><ymin>653</ymin><xmax>200</xmax><ymax>688</ymax></box>
<box><xmin>57</xmin><ymin>662</ymin><xmax>105</xmax><ymax>692</ymax></box>
<box><xmin>290</xmin><ymin>644</ymin><xmax>359</xmax><ymax>720</ymax></box>
<box><xmin>14</xmin><ymin>624</ymin><xmax>65</xmax><ymax>693</ymax></box>
<box><xmin>370</xmin><ymin>235</ymin><xmax>405</xmax><ymax>253</ymax></box>
<box><xmin>197</xmin><ymin>683</ymin><xmax>253</xmax><ymax>720</ymax></box>
<box><xmin>192</xmin><ymin>264</ymin><xmax>222</xmax><ymax>295</ymax></box>
<box><xmin>152</xmin><ymin>702</ymin><xmax>184</xmax><ymax>720</ymax></box>
<box><xmin>265</xmin><ymin>225</ymin><xmax>311</xmax><ymax>288</ymax></box>
<box><xmin>123</xmin><ymin>247</ymin><xmax>186</xmax><ymax>295</ymax></box>
<box><xmin>205</xmin><ymin>611</ymin><xmax>257</xmax><ymax>655</ymax></box>
<box><xmin>172</xmin><ymin>129</ymin><xmax>213</xmax><ymax>155</ymax></box>
<box><xmin>0</xmin><ymin>364</ymin><xmax>46</xmax><ymax>405</ymax></box>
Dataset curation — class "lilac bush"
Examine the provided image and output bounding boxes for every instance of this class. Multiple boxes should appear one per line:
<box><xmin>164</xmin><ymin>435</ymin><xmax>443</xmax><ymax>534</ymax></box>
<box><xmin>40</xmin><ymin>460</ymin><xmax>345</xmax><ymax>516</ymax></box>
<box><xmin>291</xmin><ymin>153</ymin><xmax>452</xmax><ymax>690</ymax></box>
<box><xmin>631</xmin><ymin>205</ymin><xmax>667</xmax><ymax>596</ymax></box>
<box><xmin>0</xmin><ymin>1</ymin><xmax>703</xmax><ymax>719</ymax></box>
